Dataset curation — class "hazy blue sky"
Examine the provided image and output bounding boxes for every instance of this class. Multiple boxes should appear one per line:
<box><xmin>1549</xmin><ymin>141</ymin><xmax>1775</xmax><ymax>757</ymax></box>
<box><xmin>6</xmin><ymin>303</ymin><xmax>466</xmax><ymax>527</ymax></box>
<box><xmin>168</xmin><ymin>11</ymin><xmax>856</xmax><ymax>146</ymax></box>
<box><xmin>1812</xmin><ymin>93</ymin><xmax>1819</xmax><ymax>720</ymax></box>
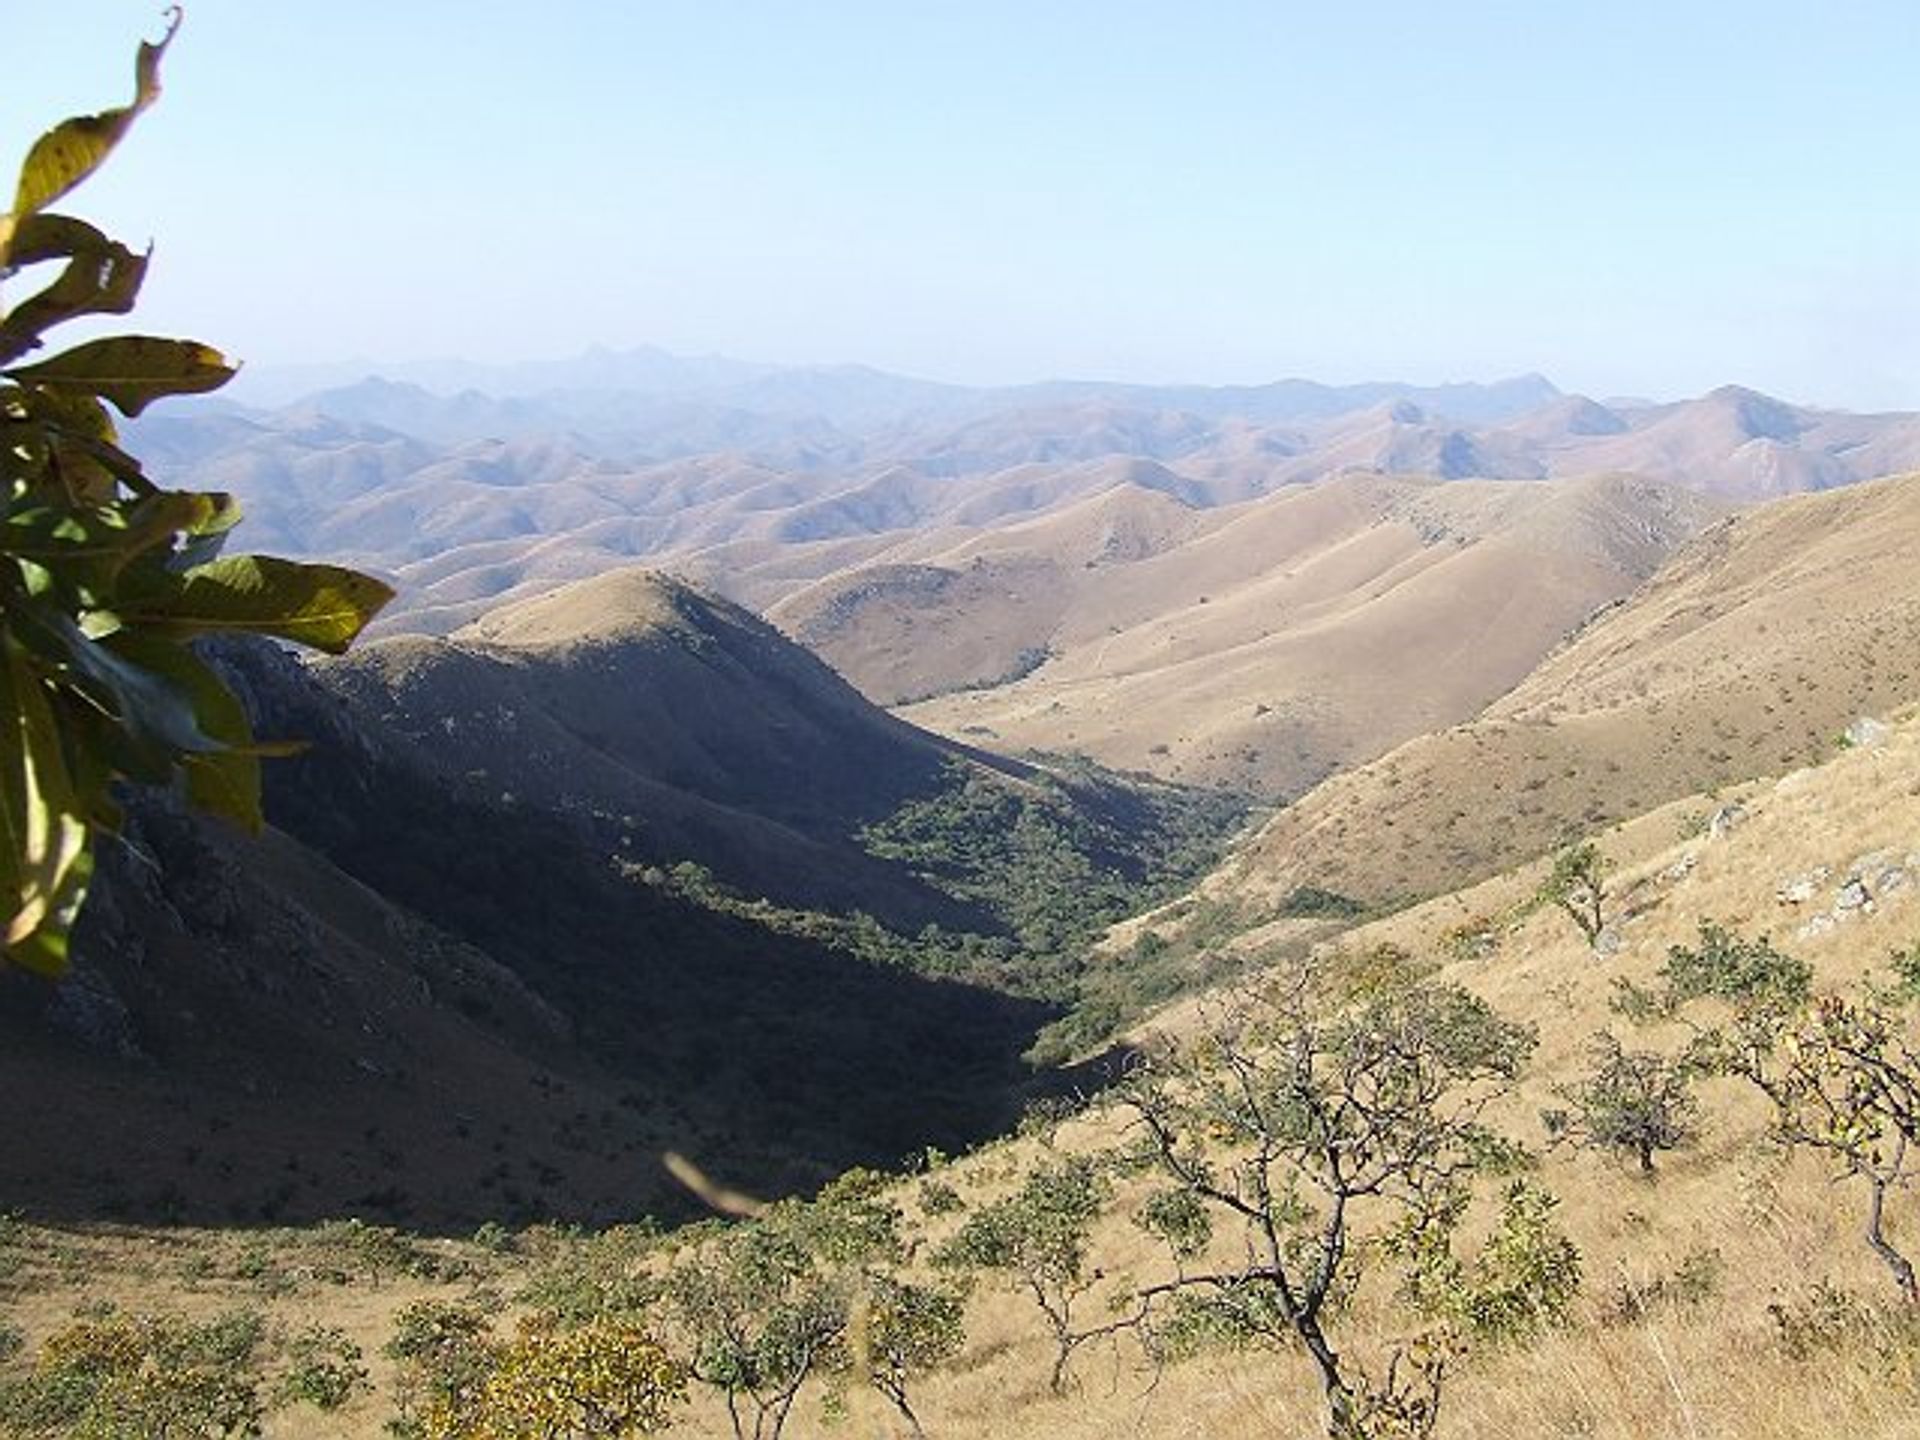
<box><xmin>10</xmin><ymin>3</ymin><xmax>1919</xmax><ymax>406</ymax></box>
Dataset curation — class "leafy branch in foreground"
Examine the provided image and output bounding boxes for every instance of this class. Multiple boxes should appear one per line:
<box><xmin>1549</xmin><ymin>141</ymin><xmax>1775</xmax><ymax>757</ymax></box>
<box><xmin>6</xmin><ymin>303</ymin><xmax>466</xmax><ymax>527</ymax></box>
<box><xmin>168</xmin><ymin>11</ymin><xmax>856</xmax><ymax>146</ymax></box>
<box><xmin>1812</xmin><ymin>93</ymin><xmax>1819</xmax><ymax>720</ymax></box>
<box><xmin>1</xmin><ymin>12</ymin><xmax>392</xmax><ymax>972</ymax></box>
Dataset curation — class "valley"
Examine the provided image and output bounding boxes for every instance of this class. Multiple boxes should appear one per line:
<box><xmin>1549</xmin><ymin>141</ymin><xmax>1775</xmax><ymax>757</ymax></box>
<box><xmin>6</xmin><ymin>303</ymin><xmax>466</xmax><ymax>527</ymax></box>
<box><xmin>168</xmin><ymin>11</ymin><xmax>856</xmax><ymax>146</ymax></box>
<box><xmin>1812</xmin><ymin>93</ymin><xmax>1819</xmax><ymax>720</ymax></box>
<box><xmin>9</xmin><ymin>352</ymin><xmax>1920</xmax><ymax>1439</ymax></box>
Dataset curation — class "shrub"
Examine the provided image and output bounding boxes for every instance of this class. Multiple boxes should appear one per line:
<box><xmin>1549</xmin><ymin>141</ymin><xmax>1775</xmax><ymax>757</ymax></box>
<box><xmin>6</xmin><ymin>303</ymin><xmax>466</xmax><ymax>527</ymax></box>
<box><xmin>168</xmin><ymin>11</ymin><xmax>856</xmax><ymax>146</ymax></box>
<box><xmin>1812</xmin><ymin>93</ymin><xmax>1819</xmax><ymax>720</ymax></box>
<box><xmin>0</xmin><ymin>1308</ymin><xmax>265</xmax><ymax>1439</ymax></box>
<box><xmin>1543</xmin><ymin>1032</ymin><xmax>1700</xmax><ymax>1175</ymax></box>
<box><xmin>478</xmin><ymin>1315</ymin><xmax>686</xmax><ymax>1438</ymax></box>
<box><xmin>935</xmin><ymin>1154</ymin><xmax>1110</xmax><ymax>1395</ymax></box>
<box><xmin>1536</xmin><ymin>842</ymin><xmax>1608</xmax><ymax>947</ymax></box>
<box><xmin>273</xmin><ymin>1324</ymin><xmax>368</xmax><ymax>1412</ymax></box>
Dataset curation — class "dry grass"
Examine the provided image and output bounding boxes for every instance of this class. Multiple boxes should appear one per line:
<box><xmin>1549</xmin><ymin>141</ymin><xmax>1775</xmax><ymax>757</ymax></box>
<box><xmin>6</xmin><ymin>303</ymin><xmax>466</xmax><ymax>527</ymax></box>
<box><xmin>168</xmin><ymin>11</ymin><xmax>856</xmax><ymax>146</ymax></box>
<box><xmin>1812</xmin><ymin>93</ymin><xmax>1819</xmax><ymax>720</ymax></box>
<box><xmin>6</xmin><ymin>701</ymin><xmax>1920</xmax><ymax>1439</ymax></box>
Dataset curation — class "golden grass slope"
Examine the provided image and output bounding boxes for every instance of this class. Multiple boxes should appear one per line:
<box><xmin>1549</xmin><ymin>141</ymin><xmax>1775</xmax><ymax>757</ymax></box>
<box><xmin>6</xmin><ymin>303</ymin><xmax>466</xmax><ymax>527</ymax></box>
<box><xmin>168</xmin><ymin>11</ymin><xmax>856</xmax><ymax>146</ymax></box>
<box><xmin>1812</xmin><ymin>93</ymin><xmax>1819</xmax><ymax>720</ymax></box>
<box><xmin>849</xmin><ymin>471</ymin><xmax>1715</xmax><ymax>795</ymax></box>
<box><xmin>1203</xmin><ymin>469</ymin><xmax>1920</xmax><ymax>912</ymax></box>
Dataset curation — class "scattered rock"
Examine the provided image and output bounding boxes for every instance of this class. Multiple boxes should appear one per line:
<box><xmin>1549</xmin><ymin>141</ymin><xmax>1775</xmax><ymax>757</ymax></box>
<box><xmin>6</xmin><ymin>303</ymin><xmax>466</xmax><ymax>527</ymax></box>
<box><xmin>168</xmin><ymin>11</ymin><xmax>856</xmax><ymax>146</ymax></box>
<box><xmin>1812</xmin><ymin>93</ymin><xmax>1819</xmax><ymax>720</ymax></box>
<box><xmin>1848</xmin><ymin>849</ymin><xmax>1897</xmax><ymax>878</ymax></box>
<box><xmin>1835</xmin><ymin>880</ymin><xmax>1874</xmax><ymax>914</ymax></box>
<box><xmin>1796</xmin><ymin>912</ymin><xmax>1839</xmax><ymax>941</ymax></box>
<box><xmin>1844</xmin><ymin>716</ymin><xmax>1892</xmax><ymax>749</ymax></box>
<box><xmin>1776</xmin><ymin>866</ymin><xmax>1831</xmax><ymax>905</ymax></box>
<box><xmin>1594</xmin><ymin>925</ymin><xmax>1624</xmax><ymax>958</ymax></box>
<box><xmin>1661</xmin><ymin>852</ymin><xmax>1699</xmax><ymax>883</ymax></box>
<box><xmin>1881</xmin><ymin>867</ymin><xmax>1913</xmax><ymax>899</ymax></box>
<box><xmin>1707</xmin><ymin>803</ymin><xmax>1748</xmax><ymax>840</ymax></box>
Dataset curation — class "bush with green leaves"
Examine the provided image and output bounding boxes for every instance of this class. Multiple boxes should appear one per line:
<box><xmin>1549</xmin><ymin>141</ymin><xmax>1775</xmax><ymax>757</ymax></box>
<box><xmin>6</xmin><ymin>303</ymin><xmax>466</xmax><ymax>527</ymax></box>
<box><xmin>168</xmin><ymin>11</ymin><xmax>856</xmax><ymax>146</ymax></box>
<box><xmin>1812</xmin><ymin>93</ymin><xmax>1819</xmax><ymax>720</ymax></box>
<box><xmin>935</xmin><ymin>1153</ymin><xmax>1114</xmax><ymax>1395</ymax></box>
<box><xmin>272</xmin><ymin>1323</ymin><xmax>368</xmax><ymax>1412</ymax></box>
<box><xmin>1390</xmin><ymin>1180</ymin><xmax>1582</xmax><ymax>1344</ymax></box>
<box><xmin>1641</xmin><ymin>923</ymin><xmax>1920</xmax><ymax>1304</ymax></box>
<box><xmin>1611</xmin><ymin>921</ymin><xmax>1812</xmax><ymax>1023</ymax></box>
<box><xmin>1536</xmin><ymin>841</ymin><xmax>1608</xmax><ymax>947</ymax></box>
<box><xmin>0</xmin><ymin>12</ymin><xmax>391</xmax><ymax>972</ymax></box>
<box><xmin>382</xmin><ymin>1300</ymin><xmax>686</xmax><ymax>1440</ymax></box>
<box><xmin>664</xmin><ymin>1169</ymin><xmax>940</xmax><ymax>1440</ymax></box>
<box><xmin>0</xmin><ymin>1307</ymin><xmax>265</xmax><ymax>1439</ymax></box>
<box><xmin>1543</xmin><ymin>1031</ymin><xmax>1700</xmax><ymax>1176</ymax></box>
<box><xmin>474</xmin><ymin>1314</ymin><xmax>687</xmax><ymax>1439</ymax></box>
<box><xmin>515</xmin><ymin>1222</ymin><xmax>664</xmax><ymax>1326</ymax></box>
<box><xmin>1118</xmin><ymin>969</ymin><xmax>1540</xmax><ymax>1439</ymax></box>
<box><xmin>383</xmin><ymin>1299</ymin><xmax>496</xmax><ymax>1440</ymax></box>
<box><xmin>846</xmin><ymin>1273</ymin><xmax>966</xmax><ymax>1439</ymax></box>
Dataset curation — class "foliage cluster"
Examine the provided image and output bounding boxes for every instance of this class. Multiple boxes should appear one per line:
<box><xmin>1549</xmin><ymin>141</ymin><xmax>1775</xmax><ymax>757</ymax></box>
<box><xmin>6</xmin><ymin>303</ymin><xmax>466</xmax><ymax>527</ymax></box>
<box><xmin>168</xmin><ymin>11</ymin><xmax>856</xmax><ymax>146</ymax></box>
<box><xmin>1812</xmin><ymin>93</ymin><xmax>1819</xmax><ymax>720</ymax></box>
<box><xmin>1543</xmin><ymin>1032</ymin><xmax>1700</xmax><ymax>1175</ymax></box>
<box><xmin>638</xmin><ymin>755</ymin><xmax>1245</xmax><ymax>1059</ymax></box>
<box><xmin>1534</xmin><ymin>841</ymin><xmax>1608</xmax><ymax>947</ymax></box>
<box><xmin>0</xmin><ymin>1307</ymin><xmax>285</xmax><ymax>1438</ymax></box>
<box><xmin>0</xmin><ymin>15</ymin><xmax>391</xmax><ymax>972</ymax></box>
<box><xmin>1634</xmin><ymin>922</ymin><xmax>1920</xmax><ymax>1305</ymax></box>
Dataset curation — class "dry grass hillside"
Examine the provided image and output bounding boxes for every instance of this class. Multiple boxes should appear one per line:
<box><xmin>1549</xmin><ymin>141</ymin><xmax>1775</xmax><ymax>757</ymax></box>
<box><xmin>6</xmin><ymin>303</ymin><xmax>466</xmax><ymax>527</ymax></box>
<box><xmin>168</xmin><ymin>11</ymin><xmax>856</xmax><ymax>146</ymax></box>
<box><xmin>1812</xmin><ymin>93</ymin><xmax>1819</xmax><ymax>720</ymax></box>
<box><xmin>139</xmin><ymin>367</ymin><xmax>1920</xmax><ymax>642</ymax></box>
<box><xmin>6</xmin><ymin>688</ymin><xmax>1920</xmax><ymax>1439</ymax></box>
<box><xmin>1203</xmin><ymin>469</ymin><xmax>1920</xmax><ymax>911</ymax></box>
<box><xmin>862</xmin><ymin>471</ymin><xmax>1713</xmax><ymax>794</ymax></box>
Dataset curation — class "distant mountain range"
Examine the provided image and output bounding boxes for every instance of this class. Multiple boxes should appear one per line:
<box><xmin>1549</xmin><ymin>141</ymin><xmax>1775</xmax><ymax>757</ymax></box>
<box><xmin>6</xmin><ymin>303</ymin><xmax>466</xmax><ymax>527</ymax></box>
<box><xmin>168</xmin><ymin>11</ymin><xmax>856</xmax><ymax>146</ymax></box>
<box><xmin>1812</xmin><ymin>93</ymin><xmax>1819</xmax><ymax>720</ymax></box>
<box><xmin>130</xmin><ymin>350</ymin><xmax>1920</xmax><ymax>652</ymax></box>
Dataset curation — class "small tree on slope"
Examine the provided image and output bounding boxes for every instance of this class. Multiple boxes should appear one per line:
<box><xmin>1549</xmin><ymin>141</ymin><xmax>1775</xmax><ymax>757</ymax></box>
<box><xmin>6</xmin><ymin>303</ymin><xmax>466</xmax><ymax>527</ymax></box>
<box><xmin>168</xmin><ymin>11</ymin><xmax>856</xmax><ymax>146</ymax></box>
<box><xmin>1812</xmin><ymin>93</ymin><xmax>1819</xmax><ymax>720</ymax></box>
<box><xmin>1116</xmin><ymin>965</ymin><xmax>1540</xmax><ymax>1439</ymax></box>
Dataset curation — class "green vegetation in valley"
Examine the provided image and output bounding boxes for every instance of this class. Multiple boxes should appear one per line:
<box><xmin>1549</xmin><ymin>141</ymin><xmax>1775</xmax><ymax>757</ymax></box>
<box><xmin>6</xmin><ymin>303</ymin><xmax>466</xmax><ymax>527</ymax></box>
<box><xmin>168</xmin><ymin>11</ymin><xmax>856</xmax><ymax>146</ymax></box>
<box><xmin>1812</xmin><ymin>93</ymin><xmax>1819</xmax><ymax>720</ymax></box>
<box><xmin>632</xmin><ymin>754</ymin><xmax>1249</xmax><ymax>1056</ymax></box>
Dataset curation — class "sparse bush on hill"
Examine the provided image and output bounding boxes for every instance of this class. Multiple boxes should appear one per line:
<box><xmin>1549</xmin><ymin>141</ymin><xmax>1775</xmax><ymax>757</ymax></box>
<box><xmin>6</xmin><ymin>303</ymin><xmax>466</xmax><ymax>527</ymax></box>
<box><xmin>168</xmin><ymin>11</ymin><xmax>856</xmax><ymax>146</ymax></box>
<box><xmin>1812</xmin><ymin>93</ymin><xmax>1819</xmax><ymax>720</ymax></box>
<box><xmin>1535</xmin><ymin>841</ymin><xmax>1609</xmax><ymax>948</ymax></box>
<box><xmin>1117</xmin><ymin>968</ymin><xmax>1542</xmax><ymax>1439</ymax></box>
<box><xmin>384</xmin><ymin>1299</ymin><xmax>687</xmax><ymax>1439</ymax></box>
<box><xmin>846</xmin><ymin>1273</ymin><xmax>966</xmax><ymax>1438</ymax></box>
<box><xmin>1543</xmin><ymin>1031</ymin><xmax>1700</xmax><ymax>1176</ymax></box>
<box><xmin>383</xmin><ymin>1299</ymin><xmax>495</xmax><ymax>1440</ymax></box>
<box><xmin>1390</xmin><ymin>1180</ymin><xmax>1582</xmax><ymax>1344</ymax></box>
<box><xmin>273</xmin><ymin>1323</ymin><xmax>369</xmax><ymax>1412</ymax></box>
<box><xmin>934</xmin><ymin>1153</ymin><xmax>1115</xmax><ymax>1396</ymax></box>
<box><xmin>663</xmin><ymin>1168</ymin><xmax>939</xmax><ymax>1440</ymax></box>
<box><xmin>0</xmin><ymin>1306</ymin><xmax>266</xmax><ymax>1438</ymax></box>
<box><xmin>471</xmin><ymin>1314</ymin><xmax>687</xmax><ymax>1439</ymax></box>
<box><xmin>1643</xmin><ymin>922</ymin><xmax>1920</xmax><ymax>1304</ymax></box>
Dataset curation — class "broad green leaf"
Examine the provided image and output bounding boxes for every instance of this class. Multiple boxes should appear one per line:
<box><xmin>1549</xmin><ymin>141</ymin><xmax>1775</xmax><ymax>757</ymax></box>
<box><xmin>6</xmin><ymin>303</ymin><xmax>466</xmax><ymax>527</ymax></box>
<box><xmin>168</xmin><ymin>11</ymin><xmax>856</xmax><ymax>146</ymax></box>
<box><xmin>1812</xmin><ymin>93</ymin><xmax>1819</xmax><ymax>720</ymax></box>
<box><xmin>124</xmin><ymin>554</ymin><xmax>394</xmax><ymax>655</ymax></box>
<box><xmin>107</xmin><ymin>633</ymin><xmax>264</xmax><ymax>831</ymax></box>
<box><xmin>5</xmin><ymin>336</ymin><xmax>235</xmax><ymax>417</ymax></box>
<box><xmin>2</xmin><ymin>492</ymin><xmax>231</xmax><ymax>571</ymax></box>
<box><xmin>7</xmin><ymin>600</ymin><xmax>219</xmax><ymax>770</ymax></box>
<box><xmin>0</xmin><ymin>214</ymin><xmax>149</xmax><ymax>365</ymax></box>
<box><xmin>0</xmin><ymin>641</ymin><xmax>93</xmax><ymax>972</ymax></box>
<box><xmin>9</xmin><ymin>9</ymin><xmax>178</xmax><ymax>225</ymax></box>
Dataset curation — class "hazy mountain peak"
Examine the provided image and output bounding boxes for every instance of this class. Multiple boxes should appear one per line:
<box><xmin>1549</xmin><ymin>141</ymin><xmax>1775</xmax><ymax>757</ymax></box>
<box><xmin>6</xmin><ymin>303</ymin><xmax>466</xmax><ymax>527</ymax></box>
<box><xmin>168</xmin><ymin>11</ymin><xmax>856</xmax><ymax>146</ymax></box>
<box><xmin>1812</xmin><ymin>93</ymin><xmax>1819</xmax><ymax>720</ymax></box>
<box><xmin>1705</xmin><ymin>384</ymin><xmax>1807</xmax><ymax>441</ymax></box>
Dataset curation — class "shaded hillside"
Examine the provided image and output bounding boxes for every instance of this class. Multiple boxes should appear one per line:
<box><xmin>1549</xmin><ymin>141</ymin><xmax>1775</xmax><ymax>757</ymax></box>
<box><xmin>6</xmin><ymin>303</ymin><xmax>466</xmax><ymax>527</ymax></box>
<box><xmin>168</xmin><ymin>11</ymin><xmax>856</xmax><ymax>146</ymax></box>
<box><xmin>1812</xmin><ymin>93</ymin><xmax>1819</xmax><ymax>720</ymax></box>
<box><xmin>0</xmin><ymin>654</ymin><xmax>1058</xmax><ymax>1231</ymax></box>
<box><xmin>0</xmin><ymin>571</ymin><xmax>1244</xmax><ymax>1230</ymax></box>
<box><xmin>320</xmin><ymin>568</ymin><xmax>999</xmax><ymax>927</ymax></box>
<box><xmin>1201</xmin><ymin>470</ymin><xmax>1920</xmax><ymax>913</ymax></box>
<box><xmin>860</xmin><ymin>472</ymin><xmax>1715</xmax><ymax>793</ymax></box>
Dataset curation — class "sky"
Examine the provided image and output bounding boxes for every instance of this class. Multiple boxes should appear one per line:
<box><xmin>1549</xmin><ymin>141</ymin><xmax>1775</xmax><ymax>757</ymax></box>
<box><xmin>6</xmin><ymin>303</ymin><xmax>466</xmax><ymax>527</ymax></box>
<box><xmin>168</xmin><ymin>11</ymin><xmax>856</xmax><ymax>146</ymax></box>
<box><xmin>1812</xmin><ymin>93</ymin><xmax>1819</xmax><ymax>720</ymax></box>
<box><xmin>8</xmin><ymin>2</ymin><xmax>1920</xmax><ymax>408</ymax></box>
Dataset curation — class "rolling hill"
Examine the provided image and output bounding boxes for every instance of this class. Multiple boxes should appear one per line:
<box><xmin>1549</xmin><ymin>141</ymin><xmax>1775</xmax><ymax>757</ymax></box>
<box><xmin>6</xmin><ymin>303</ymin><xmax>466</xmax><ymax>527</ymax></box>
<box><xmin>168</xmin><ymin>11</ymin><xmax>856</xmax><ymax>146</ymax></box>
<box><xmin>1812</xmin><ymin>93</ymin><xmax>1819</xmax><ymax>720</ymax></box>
<box><xmin>832</xmin><ymin>471</ymin><xmax>1718</xmax><ymax>793</ymax></box>
<box><xmin>125</xmin><ymin>357</ymin><xmax>1920</xmax><ymax>645</ymax></box>
<box><xmin>1192</xmin><ymin>468</ymin><xmax>1920</xmax><ymax>916</ymax></box>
